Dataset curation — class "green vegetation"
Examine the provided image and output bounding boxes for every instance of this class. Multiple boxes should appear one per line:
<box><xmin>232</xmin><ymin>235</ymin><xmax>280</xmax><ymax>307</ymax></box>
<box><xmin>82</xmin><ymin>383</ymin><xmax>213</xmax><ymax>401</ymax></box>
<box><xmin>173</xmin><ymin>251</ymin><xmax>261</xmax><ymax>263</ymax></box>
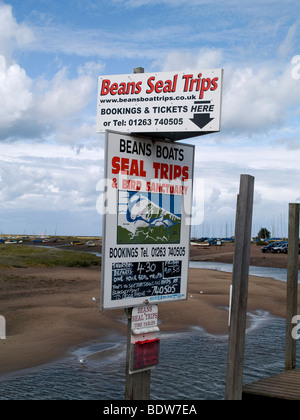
<box><xmin>117</xmin><ymin>223</ymin><xmax>181</xmax><ymax>244</ymax></box>
<box><xmin>257</xmin><ymin>227</ymin><xmax>271</xmax><ymax>241</ymax></box>
<box><xmin>0</xmin><ymin>244</ymin><xmax>101</xmax><ymax>268</ymax></box>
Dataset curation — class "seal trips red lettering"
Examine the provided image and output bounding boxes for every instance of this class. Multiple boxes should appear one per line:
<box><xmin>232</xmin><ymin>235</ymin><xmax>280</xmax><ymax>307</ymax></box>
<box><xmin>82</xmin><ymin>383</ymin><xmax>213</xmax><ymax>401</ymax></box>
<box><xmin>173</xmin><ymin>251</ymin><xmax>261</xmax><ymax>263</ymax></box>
<box><xmin>182</xmin><ymin>73</ymin><xmax>219</xmax><ymax>99</ymax></box>
<box><xmin>152</xmin><ymin>162</ymin><xmax>189</xmax><ymax>181</ymax></box>
<box><xmin>111</xmin><ymin>156</ymin><xmax>146</xmax><ymax>177</ymax></box>
<box><xmin>146</xmin><ymin>75</ymin><xmax>178</xmax><ymax>94</ymax></box>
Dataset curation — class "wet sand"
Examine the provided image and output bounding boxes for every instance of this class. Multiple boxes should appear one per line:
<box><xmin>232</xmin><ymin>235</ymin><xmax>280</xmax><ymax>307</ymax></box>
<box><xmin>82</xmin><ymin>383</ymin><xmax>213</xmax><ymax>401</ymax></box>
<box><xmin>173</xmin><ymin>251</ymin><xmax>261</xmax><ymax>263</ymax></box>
<box><xmin>189</xmin><ymin>241</ymin><xmax>300</xmax><ymax>269</ymax></box>
<box><xmin>0</xmin><ymin>244</ymin><xmax>299</xmax><ymax>375</ymax></box>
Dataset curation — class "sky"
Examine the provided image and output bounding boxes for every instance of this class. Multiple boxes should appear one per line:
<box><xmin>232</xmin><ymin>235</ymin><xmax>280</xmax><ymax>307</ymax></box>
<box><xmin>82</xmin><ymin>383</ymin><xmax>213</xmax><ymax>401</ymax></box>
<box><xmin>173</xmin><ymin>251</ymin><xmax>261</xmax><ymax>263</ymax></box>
<box><xmin>0</xmin><ymin>0</ymin><xmax>300</xmax><ymax>237</ymax></box>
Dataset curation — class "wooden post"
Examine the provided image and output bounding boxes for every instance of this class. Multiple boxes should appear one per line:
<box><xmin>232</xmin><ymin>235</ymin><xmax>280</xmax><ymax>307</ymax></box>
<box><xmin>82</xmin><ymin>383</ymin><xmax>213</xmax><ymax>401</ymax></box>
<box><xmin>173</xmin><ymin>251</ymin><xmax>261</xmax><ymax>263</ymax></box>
<box><xmin>285</xmin><ymin>203</ymin><xmax>299</xmax><ymax>371</ymax></box>
<box><xmin>225</xmin><ymin>174</ymin><xmax>255</xmax><ymax>400</ymax></box>
<box><xmin>124</xmin><ymin>65</ymin><xmax>150</xmax><ymax>400</ymax></box>
<box><xmin>124</xmin><ymin>308</ymin><xmax>151</xmax><ymax>400</ymax></box>
<box><xmin>134</xmin><ymin>67</ymin><xmax>145</xmax><ymax>74</ymax></box>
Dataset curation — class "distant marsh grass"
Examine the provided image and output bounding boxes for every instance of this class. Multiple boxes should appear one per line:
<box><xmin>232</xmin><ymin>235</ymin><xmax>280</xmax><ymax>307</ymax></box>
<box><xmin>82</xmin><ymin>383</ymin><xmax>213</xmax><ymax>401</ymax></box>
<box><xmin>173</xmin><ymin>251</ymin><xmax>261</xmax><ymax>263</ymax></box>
<box><xmin>0</xmin><ymin>244</ymin><xmax>101</xmax><ymax>268</ymax></box>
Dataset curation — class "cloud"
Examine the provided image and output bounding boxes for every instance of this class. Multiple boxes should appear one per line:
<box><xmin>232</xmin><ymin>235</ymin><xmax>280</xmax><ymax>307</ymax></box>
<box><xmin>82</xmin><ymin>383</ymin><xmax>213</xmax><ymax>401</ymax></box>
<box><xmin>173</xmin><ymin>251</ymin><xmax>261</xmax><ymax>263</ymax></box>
<box><xmin>0</xmin><ymin>3</ymin><xmax>34</xmax><ymax>63</ymax></box>
<box><xmin>278</xmin><ymin>23</ymin><xmax>299</xmax><ymax>58</ymax></box>
<box><xmin>0</xmin><ymin>4</ymin><xmax>101</xmax><ymax>144</ymax></box>
<box><xmin>28</xmin><ymin>21</ymin><xmax>189</xmax><ymax>62</ymax></box>
<box><xmin>54</xmin><ymin>121</ymin><xmax>100</xmax><ymax>146</ymax></box>
<box><xmin>0</xmin><ymin>59</ymin><xmax>97</xmax><ymax>142</ymax></box>
<box><xmin>157</xmin><ymin>48</ymin><xmax>300</xmax><ymax>134</ymax></box>
<box><xmin>0</xmin><ymin>142</ymin><xmax>105</xmax><ymax>235</ymax></box>
<box><xmin>222</xmin><ymin>64</ymin><xmax>300</xmax><ymax>133</ymax></box>
<box><xmin>191</xmin><ymin>142</ymin><xmax>300</xmax><ymax>236</ymax></box>
<box><xmin>1</xmin><ymin>0</ymin><xmax>299</xmax><ymax>237</ymax></box>
<box><xmin>108</xmin><ymin>0</ymin><xmax>199</xmax><ymax>8</ymax></box>
<box><xmin>34</xmin><ymin>67</ymin><xmax>95</xmax><ymax>122</ymax></box>
<box><xmin>107</xmin><ymin>0</ymin><xmax>246</xmax><ymax>8</ymax></box>
<box><xmin>157</xmin><ymin>48</ymin><xmax>223</xmax><ymax>72</ymax></box>
<box><xmin>1</xmin><ymin>132</ymin><xmax>298</xmax><ymax>237</ymax></box>
<box><xmin>0</xmin><ymin>56</ymin><xmax>33</xmax><ymax>129</ymax></box>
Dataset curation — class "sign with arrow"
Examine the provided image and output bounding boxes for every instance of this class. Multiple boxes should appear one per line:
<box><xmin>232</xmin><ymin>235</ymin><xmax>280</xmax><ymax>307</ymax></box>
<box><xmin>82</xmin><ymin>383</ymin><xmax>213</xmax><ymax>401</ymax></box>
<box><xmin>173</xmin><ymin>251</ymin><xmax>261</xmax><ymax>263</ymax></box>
<box><xmin>97</xmin><ymin>69</ymin><xmax>223</xmax><ymax>141</ymax></box>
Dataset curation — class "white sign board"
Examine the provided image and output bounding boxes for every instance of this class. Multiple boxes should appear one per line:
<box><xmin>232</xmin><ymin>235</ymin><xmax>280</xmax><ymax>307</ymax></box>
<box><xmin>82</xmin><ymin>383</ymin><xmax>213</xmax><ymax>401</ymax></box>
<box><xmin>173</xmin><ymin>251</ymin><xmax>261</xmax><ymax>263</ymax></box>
<box><xmin>101</xmin><ymin>131</ymin><xmax>194</xmax><ymax>310</ymax></box>
<box><xmin>97</xmin><ymin>69</ymin><xmax>223</xmax><ymax>141</ymax></box>
<box><xmin>132</xmin><ymin>305</ymin><xmax>158</xmax><ymax>331</ymax></box>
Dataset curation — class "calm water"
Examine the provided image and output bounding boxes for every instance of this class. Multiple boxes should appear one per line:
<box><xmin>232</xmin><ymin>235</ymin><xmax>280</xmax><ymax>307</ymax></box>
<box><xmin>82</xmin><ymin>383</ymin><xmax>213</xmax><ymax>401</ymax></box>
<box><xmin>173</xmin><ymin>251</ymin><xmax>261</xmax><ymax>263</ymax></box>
<box><xmin>0</xmin><ymin>262</ymin><xmax>299</xmax><ymax>400</ymax></box>
<box><xmin>190</xmin><ymin>261</ymin><xmax>300</xmax><ymax>283</ymax></box>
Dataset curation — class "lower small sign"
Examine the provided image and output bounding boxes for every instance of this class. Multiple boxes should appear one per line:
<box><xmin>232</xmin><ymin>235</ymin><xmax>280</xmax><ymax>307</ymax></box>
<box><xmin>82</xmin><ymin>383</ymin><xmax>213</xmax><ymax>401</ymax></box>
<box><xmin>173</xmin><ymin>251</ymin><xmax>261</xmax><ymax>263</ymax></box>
<box><xmin>133</xmin><ymin>338</ymin><xmax>160</xmax><ymax>371</ymax></box>
<box><xmin>132</xmin><ymin>305</ymin><xmax>158</xmax><ymax>332</ymax></box>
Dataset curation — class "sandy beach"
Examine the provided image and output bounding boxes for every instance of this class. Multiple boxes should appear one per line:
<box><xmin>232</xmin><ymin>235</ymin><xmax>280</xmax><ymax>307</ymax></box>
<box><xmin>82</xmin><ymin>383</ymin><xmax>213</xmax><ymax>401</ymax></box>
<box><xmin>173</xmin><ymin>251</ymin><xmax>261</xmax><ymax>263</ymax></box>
<box><xmin>0</xmin><ymin>243</ymin><xmax>299</xmax><ymax>376</ymax></box>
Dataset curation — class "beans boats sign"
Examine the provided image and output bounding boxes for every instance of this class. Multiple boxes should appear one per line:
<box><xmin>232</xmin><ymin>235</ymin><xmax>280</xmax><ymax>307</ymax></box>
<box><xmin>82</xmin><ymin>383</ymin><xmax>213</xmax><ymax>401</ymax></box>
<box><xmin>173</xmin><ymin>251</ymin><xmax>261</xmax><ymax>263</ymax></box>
<box><xmin>101</xmin><ymin>131</ymin><xmax>194</xmax><ymax>310</ymax></box>
<box><xmin>97</xmin><ymin>69</ymin><xmax>223</xmax><ymax>141</ymax></box>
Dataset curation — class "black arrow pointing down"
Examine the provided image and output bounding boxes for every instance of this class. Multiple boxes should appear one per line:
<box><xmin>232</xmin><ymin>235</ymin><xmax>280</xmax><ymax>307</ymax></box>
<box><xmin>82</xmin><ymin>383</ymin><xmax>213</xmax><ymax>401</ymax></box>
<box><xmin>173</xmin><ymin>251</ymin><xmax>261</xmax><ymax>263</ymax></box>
<box><xmin>190</xmin><ymin>113</ymin><xmax>214</xmax><ymax>129</ymax></box>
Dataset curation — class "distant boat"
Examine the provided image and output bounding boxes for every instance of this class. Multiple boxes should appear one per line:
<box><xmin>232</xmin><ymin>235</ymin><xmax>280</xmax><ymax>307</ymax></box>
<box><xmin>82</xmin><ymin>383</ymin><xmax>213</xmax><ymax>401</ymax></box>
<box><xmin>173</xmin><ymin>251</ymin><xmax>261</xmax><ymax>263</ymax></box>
<box><xmin>5</xmin><ymin>240</ymin><xmax>18</xmax><ymax>244</ymax></box>
<box><xmin>71</xmin><ymin>241</ymin><xmax>85</xmax><ymax>246</ymax></box>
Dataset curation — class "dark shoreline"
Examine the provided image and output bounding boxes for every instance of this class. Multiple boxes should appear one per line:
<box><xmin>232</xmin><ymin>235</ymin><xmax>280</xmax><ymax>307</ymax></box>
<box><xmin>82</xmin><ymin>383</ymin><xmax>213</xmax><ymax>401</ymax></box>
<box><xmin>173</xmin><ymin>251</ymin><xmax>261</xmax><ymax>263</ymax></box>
<box><xmin>28</xmin><ymin>240</ymin><xmax>296</xmax><ymax>270</ymax></box>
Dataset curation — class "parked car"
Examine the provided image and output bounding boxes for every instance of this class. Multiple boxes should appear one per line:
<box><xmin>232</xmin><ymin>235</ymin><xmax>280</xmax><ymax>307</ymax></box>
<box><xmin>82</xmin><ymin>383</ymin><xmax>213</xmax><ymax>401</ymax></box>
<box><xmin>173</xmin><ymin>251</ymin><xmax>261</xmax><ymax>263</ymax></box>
<box><xmin>282</xmin><ymin>244</ymin><xmax>300</xmax><ymax>254</ymax></box>
<box><xmin>271</xmin><ymin>243</ymin><xmax>288</xmax><ymax>253</ymax></box>
<box><xmin>261</xmin><ymin>242</ymin><xmax>278</xmax><ymax>253</ymax></box>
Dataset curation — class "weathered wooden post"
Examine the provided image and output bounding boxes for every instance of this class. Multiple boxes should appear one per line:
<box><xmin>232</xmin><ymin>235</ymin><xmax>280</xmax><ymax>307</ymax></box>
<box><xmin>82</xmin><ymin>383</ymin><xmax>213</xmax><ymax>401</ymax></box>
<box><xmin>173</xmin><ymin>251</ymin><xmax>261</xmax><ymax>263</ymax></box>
<box><xmin>123</xmin><ymin>66</ymin><xmax>151</xmax><ymax>401</ymax></box>
<box><xmin>225</xmin><ymin>174</ymin><xmax>255</xmax><ymax>400</ymax></box>
<box><xmin>124</xmin><ymin>308</ymin><xmax>152</xmax><ymax>400</ymax></box>
<box><xmin>285</xmin><ymin>203</ymin><xmax>299</xmax><ymax>371</ymax></box>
